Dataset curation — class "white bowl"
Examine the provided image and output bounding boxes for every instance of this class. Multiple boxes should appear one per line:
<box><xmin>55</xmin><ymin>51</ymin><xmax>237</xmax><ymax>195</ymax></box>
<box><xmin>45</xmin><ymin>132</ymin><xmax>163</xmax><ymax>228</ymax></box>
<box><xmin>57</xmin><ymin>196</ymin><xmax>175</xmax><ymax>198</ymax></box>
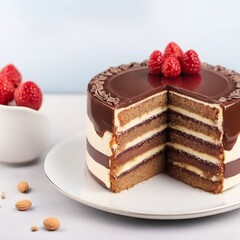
<box><xmin>0</xmin><ymin>105</ymin><xmax>50</xmax><ymax>163</ymax></box>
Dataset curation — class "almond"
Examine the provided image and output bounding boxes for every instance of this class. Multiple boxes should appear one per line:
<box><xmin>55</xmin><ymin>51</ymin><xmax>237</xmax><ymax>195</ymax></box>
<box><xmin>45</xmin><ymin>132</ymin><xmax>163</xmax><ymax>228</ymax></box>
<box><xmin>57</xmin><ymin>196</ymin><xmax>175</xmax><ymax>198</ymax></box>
<box><xmin>31</xmin><ymin>226</ymin><xmax>39</xmax><ymax>232</ymax></box>
<box><xmin>43</xmin><ymin>217</ymin><xmax>60</xmax><ymax>231</ymax></box>
<box><xmin>17</xmin><ymin>181</ymin><xmax>29</xmax><ymax>193</ymax></box>
<box><xmin>15</xmin><ymin>199</ymin><xmax>32</xmax><ymax>211</ymax></box>
<box><xmin>1</xmin><ymin>192</ymin><xmax>6</xmax><ymax>199</ymax></box>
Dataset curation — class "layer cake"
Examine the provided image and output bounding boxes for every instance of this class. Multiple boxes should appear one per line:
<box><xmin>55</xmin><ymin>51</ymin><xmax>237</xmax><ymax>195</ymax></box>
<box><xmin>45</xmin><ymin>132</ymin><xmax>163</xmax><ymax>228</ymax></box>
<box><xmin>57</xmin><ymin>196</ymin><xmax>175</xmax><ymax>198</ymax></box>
<box><xmin>87</xmin><ymin>61</ymin><xmax>240</xmax><ymax>193</ymax></box>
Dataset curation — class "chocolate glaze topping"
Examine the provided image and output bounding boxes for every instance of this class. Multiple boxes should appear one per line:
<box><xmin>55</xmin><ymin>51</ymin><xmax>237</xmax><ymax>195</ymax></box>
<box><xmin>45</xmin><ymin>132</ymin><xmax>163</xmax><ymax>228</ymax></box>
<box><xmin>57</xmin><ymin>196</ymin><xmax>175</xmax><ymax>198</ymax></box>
<box><xmin>87</xmin><ymin>61</ymin><xmax>240</xmax><ymax>150</ymax></box>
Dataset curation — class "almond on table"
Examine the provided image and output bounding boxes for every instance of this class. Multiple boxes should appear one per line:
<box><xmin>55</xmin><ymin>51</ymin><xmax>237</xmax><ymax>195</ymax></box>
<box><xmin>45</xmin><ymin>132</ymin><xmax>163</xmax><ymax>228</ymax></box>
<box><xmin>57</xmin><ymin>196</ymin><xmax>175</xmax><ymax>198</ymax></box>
<box><xmin>15</xmin><ymin>199</ymin><xmax>32</xmax><ymax>211</ymax></box>
<box><xmin>30</xmin><ymin>226</ymin><xmax>39</xmax><ymax>232</ymax></box>
<box><xmin>43</xmin><ymin>217</ymin><xmax>60</xmax><ymax>231</ymax></box>
<box><xmin>1</xmin><ymin>192</ymin><xmax>6</xmax><ymax>199</ymax></box>
<box><xmin>17</xmin><ymin>181</ymin><xmax>30</xmax><ymax>193</ymax></box>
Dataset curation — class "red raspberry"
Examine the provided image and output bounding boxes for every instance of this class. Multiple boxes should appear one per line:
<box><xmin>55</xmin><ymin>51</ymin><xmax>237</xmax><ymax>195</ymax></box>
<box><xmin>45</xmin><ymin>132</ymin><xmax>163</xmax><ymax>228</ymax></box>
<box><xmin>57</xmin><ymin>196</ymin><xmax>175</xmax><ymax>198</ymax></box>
<box><xmin>180</xmin><ymin>49</ymin><xmax>201</xmax><ymax>75</ymax></box>
<box><xmin>164</xmin><ymin>42</ymin><xmax>183</xmax><ymax>59</ymax></box>
<box><xmin>0</xmin><ymin>76</ymin><xmax>15</xmax><ymax>104</ymax></box>
<box><xmin>148</xmin><ymin>50</ymin><xmax>165</xmax><ymax>74</ymax></box>
<box><xmin>161</xmin><ymin>57</ymin><xmax>181</xmax><ymax>77</ymax></box>
<box><xmin>1</xmin><ymin>64</ymin><xmax>22</xmax><ymax>87</ymax></box>
<box><xmin>14</xmin><ymin>81</ymin><xmax>42</xmax><ymax>110</ymax></box>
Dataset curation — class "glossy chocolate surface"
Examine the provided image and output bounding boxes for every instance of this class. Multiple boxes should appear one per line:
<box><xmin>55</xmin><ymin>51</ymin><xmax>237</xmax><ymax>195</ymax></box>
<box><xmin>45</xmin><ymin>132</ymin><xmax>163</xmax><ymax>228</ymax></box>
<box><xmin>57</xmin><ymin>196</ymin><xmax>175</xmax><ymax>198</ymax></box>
<box><xmin>87</xmin><ymin>62</ymin><xmax>240</xmax><ymax>150</ymax></box>
<box><xmin>106</xmin><ymin>67</ymin><xmax>234</xmax><ymax>106</ymax></box>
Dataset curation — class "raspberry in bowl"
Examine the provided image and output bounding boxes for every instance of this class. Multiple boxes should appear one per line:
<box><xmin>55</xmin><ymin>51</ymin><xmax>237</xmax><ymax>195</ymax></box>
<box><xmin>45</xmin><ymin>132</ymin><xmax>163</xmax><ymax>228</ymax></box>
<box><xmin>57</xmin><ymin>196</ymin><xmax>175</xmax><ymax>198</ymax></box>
<box><xmin>0</xmin><ymin>64</ymin><xmax>50</xmax><ymax>163</ymax></box>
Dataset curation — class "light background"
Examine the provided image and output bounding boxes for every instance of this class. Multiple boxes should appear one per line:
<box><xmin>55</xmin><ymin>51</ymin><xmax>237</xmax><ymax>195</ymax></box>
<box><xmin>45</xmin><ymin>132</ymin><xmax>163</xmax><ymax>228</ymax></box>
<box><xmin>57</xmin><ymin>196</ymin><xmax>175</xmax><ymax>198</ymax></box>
<box><xmin>0</xmin><ymin>0</ymin><xmax>239</xmax><ymax>93</ymax></box>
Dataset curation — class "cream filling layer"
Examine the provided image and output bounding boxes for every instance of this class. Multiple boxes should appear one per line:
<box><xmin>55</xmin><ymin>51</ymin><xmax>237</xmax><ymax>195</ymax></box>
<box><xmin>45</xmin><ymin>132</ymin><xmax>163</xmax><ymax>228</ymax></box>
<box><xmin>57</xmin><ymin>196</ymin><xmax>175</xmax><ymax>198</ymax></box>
<box><xmin>86</xmin><ymin>152</ymin><xmax>110</xmax><ymax>188</ymax></box>
<box><xmin>173</xmin><ymin>162</ymin><xmax>220</xmax><ymax>181</ymax></box>
<box><xmin>168</xmin><ymin>105</ymin><xmax>221</xmax><ymax>130</ymax></box>
<box><xmin>115</xmin><ymin>106</ymin><xmax>167</xmax><ymax>133</ymax></box>
<box><xmin>169</xmin><ymin>124</ymin><xmax>220</xmax><ymax>144</ymax></box>
<box><xmin>114</xmin><ymin>91</ymin><xmax>167</xmax><ymax>132</ymax></box>
<box><xmin>87</xmin><ymin>114</ymin><xmax>167</xmax><ymax>156</ymax></box>
<box><xmin>167</xmin><ymin>142</ymin><xmax>220</xmax><ymax>165</ymax></box>
<box><xmin>86</xmin><ymin>144</ymin><xmax>165</xmax><ymax>188</ymax></box>
<box><xmin>173</xmin><ymin>162</ymin><xmax>240</xmax><ymax>192</ymax></box>
<box><xmin>168</xmin><ymin>129</ymin><xmax>240</xmax><ymax>165</ymax></box>
<box><xmin>169</xmin><ymin>91</ymin><xmax>223</xmax><ymax>131</ymax></box>
<box><xmin>119</xmin><ymin>124</ymin><xmax>167</xmax><ymax>153</ymax></box>
<box><xmin>87</xmin><ymin>115</ymin><xmax>112</xmax><ymax>156</ymax></box>
<box><xmin>115</xmin><ymin>144</ymin><xmax>165</xmax><ymax>177</ymax></box>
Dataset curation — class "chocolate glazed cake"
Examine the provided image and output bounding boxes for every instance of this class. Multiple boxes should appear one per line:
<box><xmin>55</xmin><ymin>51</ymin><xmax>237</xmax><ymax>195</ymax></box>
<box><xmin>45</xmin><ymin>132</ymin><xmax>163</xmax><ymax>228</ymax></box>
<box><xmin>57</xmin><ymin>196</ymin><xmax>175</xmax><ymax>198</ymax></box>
<box><xmin>86</xmin><ymin>61</ymin><xmax>240</xmax><ymax>193</ymax></box>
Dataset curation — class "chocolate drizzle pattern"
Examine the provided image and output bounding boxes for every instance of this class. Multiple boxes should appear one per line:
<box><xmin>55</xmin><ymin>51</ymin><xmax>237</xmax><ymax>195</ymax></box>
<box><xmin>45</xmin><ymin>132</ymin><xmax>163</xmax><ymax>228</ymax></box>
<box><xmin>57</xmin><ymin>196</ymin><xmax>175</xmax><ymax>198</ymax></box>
<box><xmin>89</xmin><ymin>60</ymin><xmax>148</xmax><ymax>106</ymax></box>
<box><xmin>201</xmin><ymin>63</ymin><xmax>240</xmax><ymax>102</ymax></box>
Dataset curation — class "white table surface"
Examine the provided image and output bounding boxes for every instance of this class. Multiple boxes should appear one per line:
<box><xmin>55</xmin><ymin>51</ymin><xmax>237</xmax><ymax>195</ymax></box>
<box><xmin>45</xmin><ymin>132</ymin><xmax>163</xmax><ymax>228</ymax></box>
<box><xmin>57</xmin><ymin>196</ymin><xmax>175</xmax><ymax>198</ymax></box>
<box><xmin>0</xmin><ymin>94</ymin><xmax>239</xmax><ymax>240</ymax></box>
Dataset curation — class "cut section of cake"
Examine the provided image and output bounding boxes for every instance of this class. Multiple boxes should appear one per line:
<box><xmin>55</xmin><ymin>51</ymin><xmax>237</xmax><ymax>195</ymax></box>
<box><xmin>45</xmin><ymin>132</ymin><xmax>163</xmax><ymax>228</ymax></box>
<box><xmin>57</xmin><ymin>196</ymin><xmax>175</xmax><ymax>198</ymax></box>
<box><xmin>87</xmin><ymin>61</ymin><xmax>240</xmax><ymax>193</ymax></box>
<box><xmin>111</xmin><ymin>91</ymin><xmax>167</xmax><ymax>192</ymax></box>
<box><xmin>167</xmin><ymin>91</ymin><xmax>225</xmax><ymax>193</ymax></box>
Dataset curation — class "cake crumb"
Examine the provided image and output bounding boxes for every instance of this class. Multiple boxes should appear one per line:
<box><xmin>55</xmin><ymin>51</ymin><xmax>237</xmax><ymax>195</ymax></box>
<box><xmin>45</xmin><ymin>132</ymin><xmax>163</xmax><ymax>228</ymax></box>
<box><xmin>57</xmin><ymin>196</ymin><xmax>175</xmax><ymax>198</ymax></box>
<box><xmin>1</xmin><ymin>192</ymin><xmax>6</xmax><ymax>199</ymax></box>
<box><xmin>31</xmin><ymin>226</ymin><xmax>39</xmax><ymax>232</ymax></box>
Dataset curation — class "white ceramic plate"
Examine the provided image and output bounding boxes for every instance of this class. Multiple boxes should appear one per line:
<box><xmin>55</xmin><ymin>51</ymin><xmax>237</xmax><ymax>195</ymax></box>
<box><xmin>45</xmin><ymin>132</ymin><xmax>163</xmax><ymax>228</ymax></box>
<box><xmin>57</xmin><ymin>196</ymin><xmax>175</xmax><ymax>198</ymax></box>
<box><xmin>44</xmin><ymin>133</ymin><xmax>240</xmax><ymax>220</ymax></box>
